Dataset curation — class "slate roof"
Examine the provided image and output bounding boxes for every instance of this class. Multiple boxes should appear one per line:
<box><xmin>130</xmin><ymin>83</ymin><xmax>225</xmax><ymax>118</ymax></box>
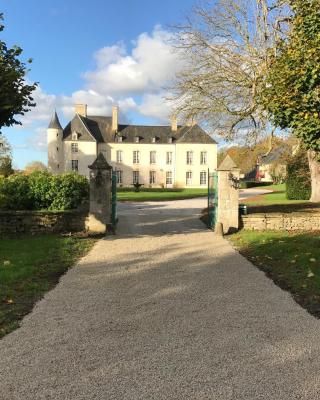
<box><xmin>62</xmin><ymin>114</ymin><xmax>216</xmax><ymax>144</ymax></box>
<box><xmin>48</xmin><ymin>111</ymin><xmax>62</xmax><ymax>130</ymax></box>
<box><xmin>260</xmin><ymin>145</ymin><xmax>290</xmax><ymax>165</ymax></box>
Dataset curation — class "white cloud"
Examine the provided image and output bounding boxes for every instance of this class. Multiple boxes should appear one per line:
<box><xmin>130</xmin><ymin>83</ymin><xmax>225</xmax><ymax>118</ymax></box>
<box><xmin>14</xmin><ymin>26</ymin><xmax>183</xmax><ymax>152</ymax></box>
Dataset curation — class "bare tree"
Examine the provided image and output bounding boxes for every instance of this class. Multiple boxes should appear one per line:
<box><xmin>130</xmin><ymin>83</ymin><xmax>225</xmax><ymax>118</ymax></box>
<box><xmin>171</xmin><ymin>0</ymin><xmax>290</xmax><ymax>146</ymax></box>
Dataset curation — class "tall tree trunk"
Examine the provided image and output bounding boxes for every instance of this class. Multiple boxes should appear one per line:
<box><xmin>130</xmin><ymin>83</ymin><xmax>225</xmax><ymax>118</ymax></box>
<box><xmin>308</xmin><ymin>150</ymin><xmax>320</xmax><ymax>202</ymax></box>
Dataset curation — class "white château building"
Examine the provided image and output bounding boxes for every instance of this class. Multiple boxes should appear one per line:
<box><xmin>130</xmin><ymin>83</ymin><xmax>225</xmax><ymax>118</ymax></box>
<box><xmin>47</xmin><ymin>104</ymin><xmax>217</xmax><ymax>188</ymax></box>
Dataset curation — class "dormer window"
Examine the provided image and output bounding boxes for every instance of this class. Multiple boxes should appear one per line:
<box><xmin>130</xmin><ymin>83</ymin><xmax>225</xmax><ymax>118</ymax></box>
<box><xmin>168</xmin><ymin>137</ymin><xmax>173</xmax><ymax>144</ymax></box>
<box><xmin>152</xmin><ymin>137</ymin><xmax>156</xmax><ymax>143</ymax></box>
<box><xmin>134</xmin><ymin>136</ymin><xmax>140</xmax><ymax>143</ymax></box>
<box><xmin>72</xmin><ymin>132</ymin><xmax>78</xmax><ymax>141</ymax></box>
<box><xmin>117</xmin><ymin>136</ymin><xmax>123</xmax><ymax>143</ymax></box>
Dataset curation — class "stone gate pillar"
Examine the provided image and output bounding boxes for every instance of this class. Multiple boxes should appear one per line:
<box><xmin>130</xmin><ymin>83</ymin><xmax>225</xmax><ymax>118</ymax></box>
<box><xmin>86</xmin><ymin>153</ymin><xmax>112</xmax><ymax>235</ymax></box>
<box><xmin>217</xmin><ymin>155</ymin><xmax>241</xmax><ymax>234</ymax></box>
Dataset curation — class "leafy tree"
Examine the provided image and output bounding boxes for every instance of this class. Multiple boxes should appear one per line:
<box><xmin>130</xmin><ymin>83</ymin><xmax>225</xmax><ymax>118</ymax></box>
<box><xmin>171</xmin><ymin>0</ymin><xmax>290</xmax><ymax>145</ymax></box>
<box><xmin>0</xmin><ymin>135</ymin><xmax>13</xmax><ymax>176</ymax></box>
<box><xmin>0</xmin><ymin>155</ymin><xmax>13</xmax><ymax>177</ymax></box>
<box><xmin>0</xmin><ymin>13</ymin><xmax>37</xmax><ymax>131</ymax></box>
<box><xmin>262</xmin><ymin>0</ymin><xmax>320</xmax><ymax>201</ymax></box>
<box><xmin>24</xmin><ymin>161</ymin><xmax>47</xmax><ymax>174</ymax></box>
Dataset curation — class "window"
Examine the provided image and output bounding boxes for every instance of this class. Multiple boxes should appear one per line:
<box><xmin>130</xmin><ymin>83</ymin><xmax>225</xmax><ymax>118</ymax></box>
<box><xmin>71</xmin><ymin>160</ymin><xmax>78</xmax><ymax>172</ymax></box>
<box><xmin>133</xmin><ymin>151</ymin><xmax>140</xmax><ymax>164</ymax></box>
<box><xmin>116</xmin><ymin>170</ymin><xmax>123</xmax><ymax>184</ymax></box>
<box><xmin>133</xmin><ymin>171</ymin><xmax>139</xmax><ymax>184</ymax></box>
<box><xmin>186</xmin><ymin>151</ymin><xmax>193</xmax><ymax>165</ymax></box>
<box><xmin>149</xmin><ymin>170</ymin><xmax>156</xmax><ymax>184</ymax></box>
<box><xmin>200</xmin><ymin>171</ymin><xmax>207</xmax><ymax>185</ymax></box>
<box><xmin>71</xmin><ymin>143</ymin><xmax>78</xmax><ymax>153</ymax></box>
<box><xmin>168</xmin><ymin>137</ymin><xmax>173</xmax><ymax>144</ymax></box>
<box><xmin>56</xmin><ymin>147</ymin><xmax>59</xmax><ymax>152</ymax></box>
<box><xmin>152</xmin><ymin>137</ymin><xmax>156</xmax><ymax>143</ymax></box>
<box><xmin>166</xmin><ymin>171</ymin><xmax>173</xmax><ymax>185</ymax></box>
<box><xmin>186</xmin><ymin>171</ymin><xmax>192</xmax><ymax>186</ymax></box>
<box><xmin>200</xmin><ymin>151</ymin><xmax>207</xmax><ymax>165</ymax></box>
<box><xmin>72</xmin><ymin>132</ymin><xmax>78</xmax><ymax>141</ymax></box>
<box><xmin>116</xmin><ymin>150</ymin><xmax>123</xmax><ymax>163</ymax></box>
<box><xmin>134</xmin><ymin>136</ymin><xmax>140</xmax><ymax>143</ymax></box>
<box><xmin>117</xmin><ymin>136</ymin><xmax>123</xmax><ymax>143</ymax></box>
<box><xmin>150</xmin><ymin>151</ymin><xmax>156</xmax><ymax>164</ymax></box>
<box><xmin>166</xmin><ymin>152</ymin><xmax>172</xmax><ymax>165</ymax></box>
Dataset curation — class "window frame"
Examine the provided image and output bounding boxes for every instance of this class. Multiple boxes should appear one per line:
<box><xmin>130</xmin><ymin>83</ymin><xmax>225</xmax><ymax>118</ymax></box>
<box><xmin>200</xmin><ymin>151</ymin><xmax>207</xmax><ymax>165</ymax></box>
<box><xmin>116</xmin><ymin>150</ymin><xmax>123</xmax><ymax>163</ymax></box>
<box><xmin>71</xmin><ymin>160</ymin><xmax>79</xmax><ymax>172</ymax></box>
<box><xmin>186</xmin><ymin>151</ymin><xmax>193</xmax><ymax>165</ymax></box>
<box><xmin>200</xmin><ymin>171</ymin><xmax>207</xmax><ymax>186</ymax></box>
<box><xmin>71</xmin><ymin>143</ymin><xmax>78</xmax><ymax>153</ymax></box>
<box><xmin>149</xmin><ymin>170</ymin><xmax>156</xmax><ymax>184</ymax></box>
<box><xmin>186</xmin><ymin>170</ymin><xmax>193</xmax><ymax>186</ymax></box>
<box><xmin>133</xmin><ymin>150</ymin><xmax>140</xmax><ymax>164</ymax></box>
<box><xmin>150</xmin><ymin>151</ymin><xmax>156</xmax><ymax>164</ymax></box>
<box><xmin>166</xmin><ymin>171</ymin><xmax>173</xmax><ymax>185</ymax></box>
<box><xmin>133</xmin><ymin>170</ymin><xmax>140</xmax><ymax>184</ymax></box>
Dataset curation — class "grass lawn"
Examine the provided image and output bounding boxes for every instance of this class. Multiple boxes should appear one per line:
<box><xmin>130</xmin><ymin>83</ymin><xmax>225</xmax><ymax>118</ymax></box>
<box><xmin>117</xmin><ymin>188</ymin><xmax>208</xmax><ymax>202</ymax></box>
<box><xmin>0</xmin><ymin>234</ymin><xmax>96</xmax><ymax>338</ymax></box>
<box><xmin>242</xmin><ymin>183</ymin><xmax>308</xmax><ymax>206</ymax></box>
<box><xmin>229</xmin><ymin>230</ymin><xmax>320</xmax><ymax>317</ymax></box>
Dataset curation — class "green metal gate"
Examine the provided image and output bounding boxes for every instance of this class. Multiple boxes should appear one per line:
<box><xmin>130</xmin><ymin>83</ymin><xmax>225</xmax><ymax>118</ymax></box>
<box><xmin>111</xmin><ymin>170</ymin><xmax>118</xmax><ymax>230</ymax></box>
<box><xmin>207</xmin><ymin>171</ymin><xmax>218</xmax><ymax>229</ymax></box>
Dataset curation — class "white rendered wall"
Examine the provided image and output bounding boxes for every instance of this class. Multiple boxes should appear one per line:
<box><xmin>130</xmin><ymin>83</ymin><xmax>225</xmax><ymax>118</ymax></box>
<box><xmin>63</xmin><ymin>141</ymin><xmax>97</xmax><ymax>178</ymax></box>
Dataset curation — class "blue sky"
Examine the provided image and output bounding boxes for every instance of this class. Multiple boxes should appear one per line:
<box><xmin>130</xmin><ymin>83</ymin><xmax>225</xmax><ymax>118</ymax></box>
<box><xmin>1</xmin><ymin>0</ymin><xmax>197</xmax><ymax>168</ymax></box>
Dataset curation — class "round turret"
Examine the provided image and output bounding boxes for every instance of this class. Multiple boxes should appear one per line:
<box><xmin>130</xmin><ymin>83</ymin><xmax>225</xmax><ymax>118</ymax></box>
<box><xmin>47</xmin><ymin>111</ymin><xmax>63</xmax><ymax>173</ymax></box>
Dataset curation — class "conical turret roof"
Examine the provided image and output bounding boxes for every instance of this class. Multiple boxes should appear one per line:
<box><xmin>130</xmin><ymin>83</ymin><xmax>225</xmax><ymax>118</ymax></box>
<box><xmin>48</xmin><ymin>111</ymin><xmax>62</xmax><ymax>130</ymax></box>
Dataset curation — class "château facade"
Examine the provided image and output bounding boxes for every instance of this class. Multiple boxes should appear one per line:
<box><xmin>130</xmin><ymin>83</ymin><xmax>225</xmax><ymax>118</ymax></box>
<box><xmin>47</xmin><ymin>104</ymin><xmax>217</xmax><ymax>188</ymax></box>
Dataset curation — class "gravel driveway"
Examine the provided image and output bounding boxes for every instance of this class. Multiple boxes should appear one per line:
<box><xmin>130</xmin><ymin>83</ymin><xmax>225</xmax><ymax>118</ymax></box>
<box><xmin>1</xmin><ymin>199</ymin><xmax>320</xmax><ymax>399</ymax></box>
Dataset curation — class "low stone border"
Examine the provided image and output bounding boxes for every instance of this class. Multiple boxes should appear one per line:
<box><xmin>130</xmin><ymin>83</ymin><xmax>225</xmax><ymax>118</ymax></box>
<box><xmin>0</xmin><ymin>210</ymin><xmax>88</xmax><ymax>235</ymax></box>
<box><xmin>240</xmin><ymin>211</ymin><xmax>320</xmax><ymax>231</ymax></box>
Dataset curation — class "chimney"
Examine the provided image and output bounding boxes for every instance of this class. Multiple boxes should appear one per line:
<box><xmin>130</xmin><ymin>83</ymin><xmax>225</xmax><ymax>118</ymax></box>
<box><xmin>186</xmin><ymin>117</ymin><xmax>196</xmax><ymax>127</ymax></box>
<box><xmin>171</xmin><ymin>115</ymin><xmax>177</xmax><ymax>132</ymax></box>
<box><xmin>75</xmin><ymin>104</ymin><xmax>87</xmax><ymax>117</ymax></box>
<box><xmin>112</xmin><ymin>105</ymin><xmax>119</xmax><ymax>132</ymax></box>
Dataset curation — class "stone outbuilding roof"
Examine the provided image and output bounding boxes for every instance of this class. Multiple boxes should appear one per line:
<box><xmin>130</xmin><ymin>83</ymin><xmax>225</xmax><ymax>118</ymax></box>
<box><xmin>62</xmin><ymin>114</ymin><xmax>216</xmax><ymax>144</ymax></box>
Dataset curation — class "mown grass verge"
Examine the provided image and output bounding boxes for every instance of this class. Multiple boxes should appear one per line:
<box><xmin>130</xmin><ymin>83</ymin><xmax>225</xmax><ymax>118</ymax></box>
<box><xmin>117</xmin><ymin>188</ymin><xmax>207</xmax><ymax>201</ymax></box>
<box><xmin>0</xmin><ymin>234</ymin><xmax>96</xmax><ymax>338</ymax></box>
<box><xmin>229</xmin><ymin>230</ymin><xmax>320</xmax><ymax>317</ymax></box>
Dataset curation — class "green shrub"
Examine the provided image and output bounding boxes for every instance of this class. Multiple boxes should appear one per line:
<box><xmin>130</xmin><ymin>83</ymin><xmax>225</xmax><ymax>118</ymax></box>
<box><xmin>286</xmin><ymin>151</ymin><xmax>311</xmax><ymax>200</ymax></box>
<box><xmin>49</xmin><ymin>173</ymin><xmax>89</xmax><ymax>210</ymax></box>
<box><xmin>0</xmin><ymin>174</ymin><xmax>33</xmax><ymax>210</ymax></box>
<box><xmin>0</xmin><ymin>172</ymin><xmax>89</xmax><ymax>211</ymax></box>
<box><xmin>240</xmin><ymin>181</ymin><xmax>273</xmax><ymax>189</ymax></box>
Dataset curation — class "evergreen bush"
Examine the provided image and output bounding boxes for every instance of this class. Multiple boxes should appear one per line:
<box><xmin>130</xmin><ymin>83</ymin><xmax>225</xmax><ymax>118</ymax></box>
<box><xmin>286</xmin><ymin>151</ymin><xmax>311</xmax><ymax>200</ymax></box>
<box><xmin>0</xmin><ymin>172</ymin><xmax>89</xmax><ymax>211</ymax></box>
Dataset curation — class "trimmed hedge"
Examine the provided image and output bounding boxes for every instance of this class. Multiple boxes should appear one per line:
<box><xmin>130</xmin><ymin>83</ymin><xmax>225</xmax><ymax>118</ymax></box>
<box><xmin>0</xmin><ymin>171</ymin><xmax>89</xmax><ymax>211</ymax></box>
<box><xmin>286</xmin><ymin>151</ymin><xmax>311</xmax><ymax>200</ymax></box>
<box><xmin>240</xmin><ymin>181</ymin><xmax>273</xmax><ymax>189</ymax></box>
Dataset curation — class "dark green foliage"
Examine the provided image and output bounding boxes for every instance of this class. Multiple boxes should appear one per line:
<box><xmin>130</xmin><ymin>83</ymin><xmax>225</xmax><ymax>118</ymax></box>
<box><xmin>0</xmin><ymin>172</ymin><xmax>89</xmax><ymax>211</ymax></box>
<box><xmin>286</xmin><ymin>151</ymin><xmax>311</xmax><ymax>200</ymax></box>
<box><xmin>0</xmin><ymin>174</ymin><xmax>33</xmax><ymax>209</ymax></box>
<box><xmin>0</xmin><ymin>14</ymin><xmax>37</xmax><ymax>130</ymax></box>
<box><xmin>240</xmin><ymin>181</ymin><xmax>273</xmax><ymax>189</ymax></box>
<box><xmin>0</xmin><ymin>155</ymin><xmax>14</xmax><ymax>177</ymax></box>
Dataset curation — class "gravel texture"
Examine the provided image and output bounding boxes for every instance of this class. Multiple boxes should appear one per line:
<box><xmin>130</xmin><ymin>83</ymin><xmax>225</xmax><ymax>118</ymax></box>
<box><xmin>1</xmin><ymin>198</ymin><xmax>320</xmax><ymax>399</ymax></box>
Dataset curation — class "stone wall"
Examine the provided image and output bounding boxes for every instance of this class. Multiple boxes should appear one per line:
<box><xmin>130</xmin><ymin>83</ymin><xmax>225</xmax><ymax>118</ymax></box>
<box><xmin>241</xmin><ymin>211</ymin><xmax>320</xmax><ymax>231</ymax></box>
<box><xmin>0</xmin><ymin>210</ymin><xmax>88</xmax><ymax>235</ymax></box>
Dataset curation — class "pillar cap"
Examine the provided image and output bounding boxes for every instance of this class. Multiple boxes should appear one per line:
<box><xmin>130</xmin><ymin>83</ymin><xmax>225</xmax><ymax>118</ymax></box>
<box><xmin>88</xmin><ymin>153</ymin><xmax>112</xmax><ymax>170</ymax></box>
<box><xmin>218</xmin><ymin>155</ymin><xmax>240</xmax><ymax>171</ymax></box>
